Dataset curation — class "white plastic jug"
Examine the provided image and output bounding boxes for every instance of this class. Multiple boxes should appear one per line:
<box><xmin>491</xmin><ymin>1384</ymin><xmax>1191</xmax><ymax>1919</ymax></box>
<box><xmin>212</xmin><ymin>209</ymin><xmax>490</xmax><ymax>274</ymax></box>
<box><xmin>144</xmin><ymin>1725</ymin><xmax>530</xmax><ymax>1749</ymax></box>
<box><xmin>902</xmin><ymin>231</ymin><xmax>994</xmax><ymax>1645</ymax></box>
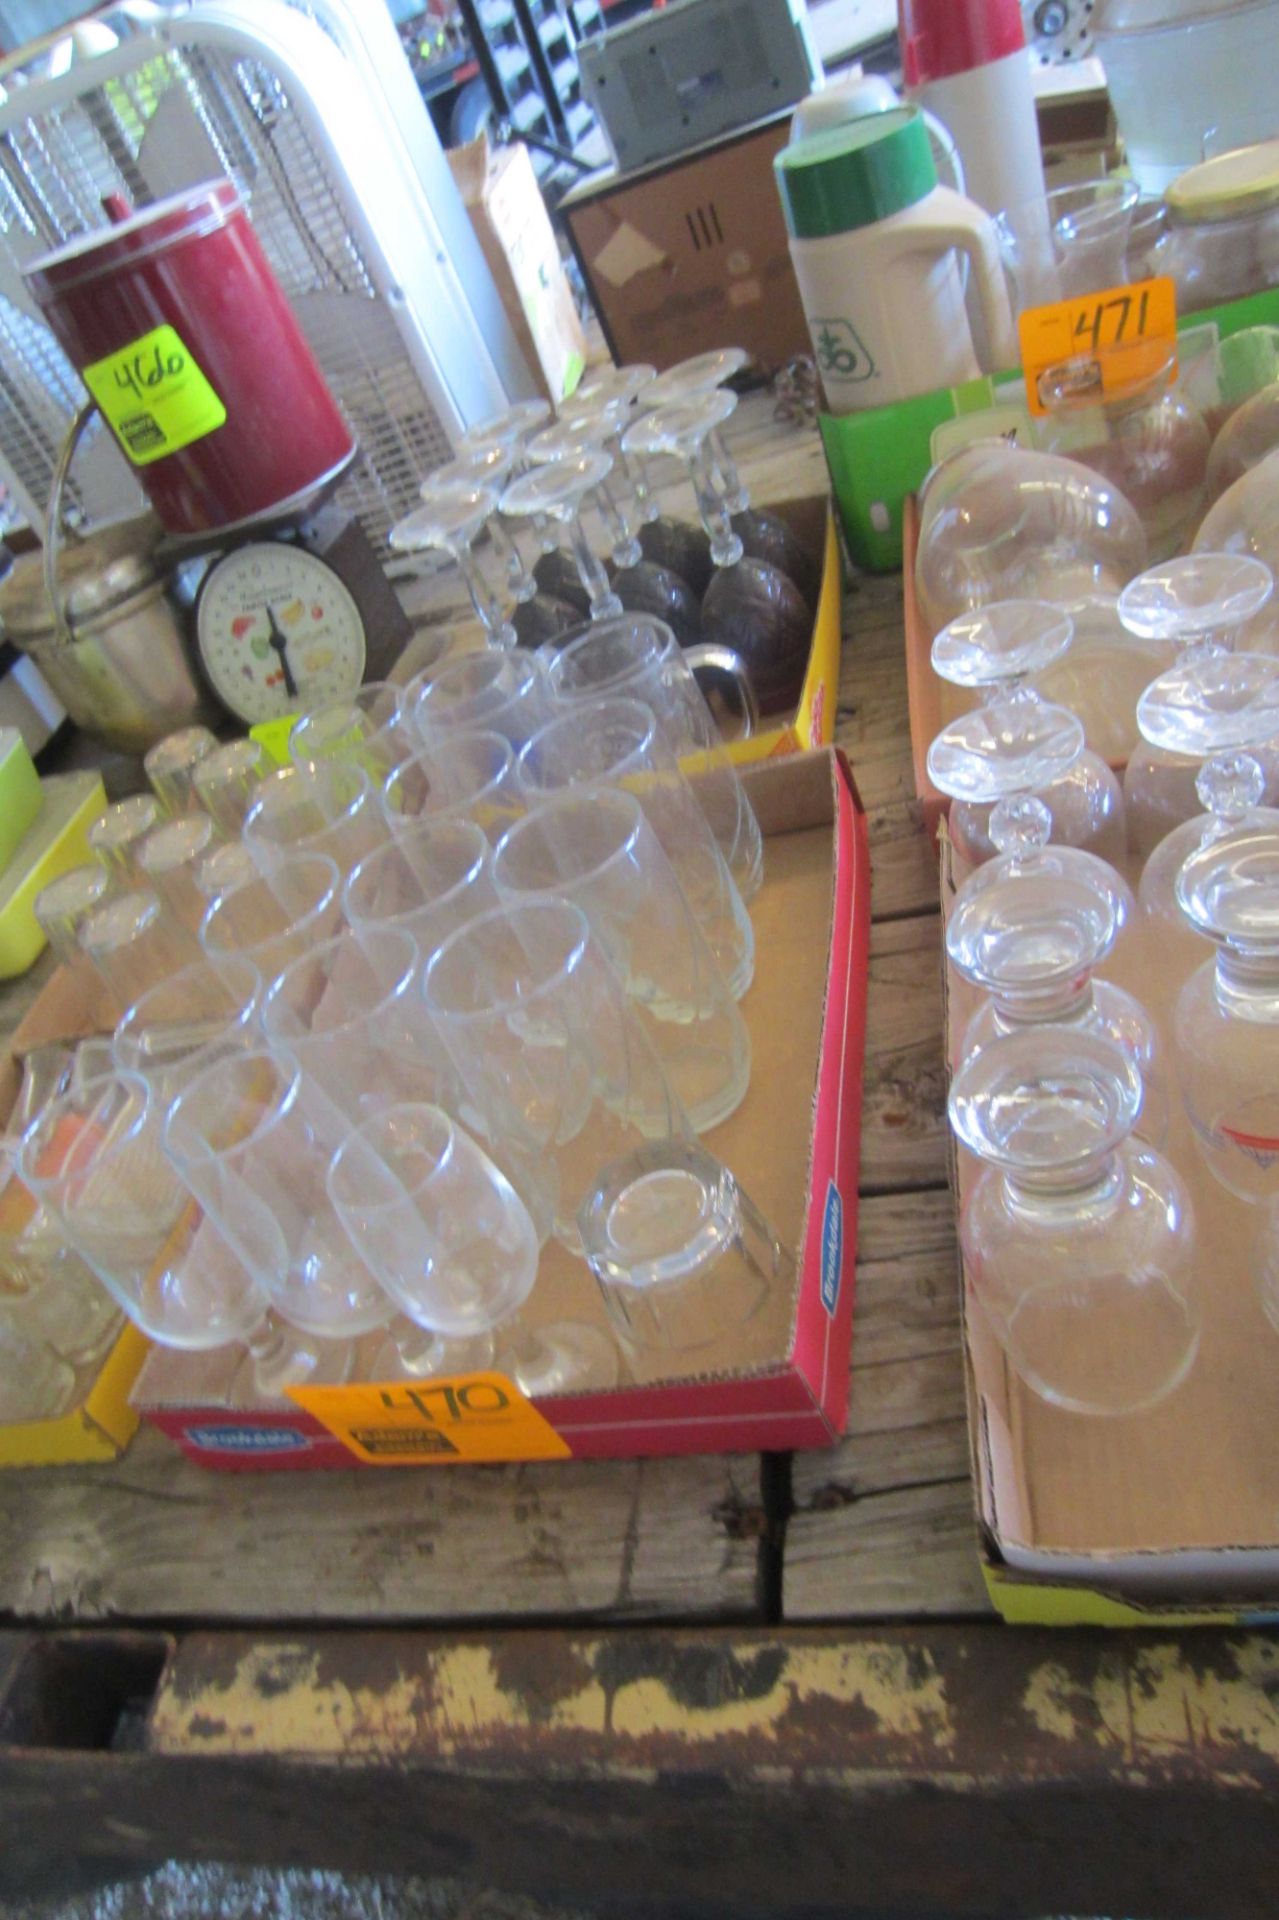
<box><xmin>774</xmin><ymin>107</ymin><xmax>1017</xmax><ymax>414</ymax></box>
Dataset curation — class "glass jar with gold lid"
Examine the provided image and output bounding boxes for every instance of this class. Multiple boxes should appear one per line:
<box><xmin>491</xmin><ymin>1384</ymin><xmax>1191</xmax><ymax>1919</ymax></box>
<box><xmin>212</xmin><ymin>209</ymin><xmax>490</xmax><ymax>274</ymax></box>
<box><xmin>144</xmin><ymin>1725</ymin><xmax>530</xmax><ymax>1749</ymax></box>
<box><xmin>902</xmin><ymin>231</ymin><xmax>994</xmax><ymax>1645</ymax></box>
<box><xmin>1153</xmin><ymin>137</ymin><xmax>1279</xmax><ymax>310</ymax></box>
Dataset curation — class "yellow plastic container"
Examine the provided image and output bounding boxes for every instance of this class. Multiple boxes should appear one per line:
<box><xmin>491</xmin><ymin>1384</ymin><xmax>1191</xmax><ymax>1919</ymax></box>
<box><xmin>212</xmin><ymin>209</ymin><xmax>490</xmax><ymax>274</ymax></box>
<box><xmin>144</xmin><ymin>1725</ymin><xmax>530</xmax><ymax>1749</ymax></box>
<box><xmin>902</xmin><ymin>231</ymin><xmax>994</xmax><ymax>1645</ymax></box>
<box><xmin>0</xmin><ymin>769</ymin><xmax>107</xmax><ymax>977</ymax></box>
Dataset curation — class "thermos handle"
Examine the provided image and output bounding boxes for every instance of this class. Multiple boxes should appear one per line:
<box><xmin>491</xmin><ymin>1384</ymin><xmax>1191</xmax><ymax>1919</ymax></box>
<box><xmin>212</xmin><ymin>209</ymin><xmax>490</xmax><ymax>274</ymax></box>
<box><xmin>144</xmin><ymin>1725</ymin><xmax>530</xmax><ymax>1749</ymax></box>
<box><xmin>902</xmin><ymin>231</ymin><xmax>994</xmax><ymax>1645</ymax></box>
<box><xmin>42</xmin><ymin>398</ymin><xmax>98</xmax><ymax>652</ymax></box>
<box><xmin>907</xmin><ymin>186</ymin><xmax>1019</xmax><ymax>375</ymax></box>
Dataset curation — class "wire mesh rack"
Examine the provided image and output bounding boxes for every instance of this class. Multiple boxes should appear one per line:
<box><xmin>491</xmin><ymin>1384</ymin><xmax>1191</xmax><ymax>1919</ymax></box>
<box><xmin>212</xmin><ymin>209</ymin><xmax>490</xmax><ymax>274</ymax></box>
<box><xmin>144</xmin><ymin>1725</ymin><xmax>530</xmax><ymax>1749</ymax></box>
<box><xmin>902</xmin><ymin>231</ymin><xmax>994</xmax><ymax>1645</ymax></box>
<box><xmin>0</xmin><ymin>35</ymin><xmax>456</xmax><ymax>547</ymax></box>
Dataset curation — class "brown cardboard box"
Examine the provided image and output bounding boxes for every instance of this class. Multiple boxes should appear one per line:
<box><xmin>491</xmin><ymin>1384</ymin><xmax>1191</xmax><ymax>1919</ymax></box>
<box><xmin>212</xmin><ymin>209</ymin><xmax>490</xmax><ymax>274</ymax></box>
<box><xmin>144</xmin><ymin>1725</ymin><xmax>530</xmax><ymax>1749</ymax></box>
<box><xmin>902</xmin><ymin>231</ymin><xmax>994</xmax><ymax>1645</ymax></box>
<box><xmin>448</xmin><ymin>135</ymin><xmax>589</xmax><ymax>405</ymax></box>
<box><xmin>558</xmin><ymin>111</ymin><xmax>810</xmax><ymax>374</ymax></box>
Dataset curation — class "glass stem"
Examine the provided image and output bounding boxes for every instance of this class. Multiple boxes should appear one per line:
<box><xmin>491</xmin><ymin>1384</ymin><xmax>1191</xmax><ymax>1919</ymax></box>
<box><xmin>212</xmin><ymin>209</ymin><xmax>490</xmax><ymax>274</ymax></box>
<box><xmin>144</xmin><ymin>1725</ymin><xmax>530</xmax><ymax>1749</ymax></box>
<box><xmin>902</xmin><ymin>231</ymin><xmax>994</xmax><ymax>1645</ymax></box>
<box><xmin>452</xmin><ymin>541</ymin><xmax>517</xmax><ymax>648</ymax></box>
<box><xmin>487</xmin><ymin>513</ymin><xmax>536</xmax><ymax>603</ymax></box>
<box><xmin>593</xmin><ymin>475</ymin><xmax>642</xmax><ymax>568</ymax></box>
<box><xmin>708</xmin><ymin>427</ymin><xmax>748</xmax><ymax>513</ymax></box>
<box><xmin>620</xmin><ymin>444</ymin><xmax>661</xmax><ymax>524</ymax></box>
<box><xmin>563</xmin><ymin>511</ymin><xmax>623</xmax><ymax>618</ymax></box>
<box><xmin>689</xmin><ymin>441</ymin><xmax>743</xmax><ymax>568</ymax></box>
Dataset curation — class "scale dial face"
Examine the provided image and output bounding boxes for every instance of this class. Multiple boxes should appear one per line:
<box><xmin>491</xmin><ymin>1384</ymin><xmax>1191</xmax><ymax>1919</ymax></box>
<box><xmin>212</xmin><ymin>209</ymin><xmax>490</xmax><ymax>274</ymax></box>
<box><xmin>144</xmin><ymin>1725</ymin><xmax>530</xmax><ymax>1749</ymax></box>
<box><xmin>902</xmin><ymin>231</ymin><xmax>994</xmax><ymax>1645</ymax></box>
<box><xmin>195</xmin><ymin>542</ymin><xmax>367</xmax><ymax>725</ymax></box>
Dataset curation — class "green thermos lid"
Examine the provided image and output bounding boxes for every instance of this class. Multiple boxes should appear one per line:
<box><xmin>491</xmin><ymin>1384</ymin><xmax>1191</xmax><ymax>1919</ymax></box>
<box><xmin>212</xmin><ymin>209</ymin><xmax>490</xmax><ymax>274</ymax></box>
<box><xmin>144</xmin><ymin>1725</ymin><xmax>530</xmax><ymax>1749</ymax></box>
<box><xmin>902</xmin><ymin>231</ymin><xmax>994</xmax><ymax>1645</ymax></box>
<box><xmin>775</xmin><ymin>106</ymin><xmax>939</xmax><ymax>241</ymax></box>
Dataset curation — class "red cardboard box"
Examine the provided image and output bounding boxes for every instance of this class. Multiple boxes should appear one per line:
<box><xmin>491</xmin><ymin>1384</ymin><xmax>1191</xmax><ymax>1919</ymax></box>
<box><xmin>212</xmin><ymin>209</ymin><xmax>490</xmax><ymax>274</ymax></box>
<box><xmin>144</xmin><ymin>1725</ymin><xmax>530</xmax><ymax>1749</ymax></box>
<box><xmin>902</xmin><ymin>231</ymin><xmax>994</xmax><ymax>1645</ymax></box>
<box><xmin>132</xmin><ymin>748</ymin><xmax>870</xmax><ymax>1468</ymax></box>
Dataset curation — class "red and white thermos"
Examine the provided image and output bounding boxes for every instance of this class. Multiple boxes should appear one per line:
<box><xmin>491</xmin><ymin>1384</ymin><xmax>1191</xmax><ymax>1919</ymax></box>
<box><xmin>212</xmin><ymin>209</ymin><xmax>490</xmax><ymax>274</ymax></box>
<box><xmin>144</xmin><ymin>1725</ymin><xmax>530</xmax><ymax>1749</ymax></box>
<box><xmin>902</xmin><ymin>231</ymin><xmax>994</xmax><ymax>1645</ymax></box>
<box><xmin>898</xmin><ymin>0</ymin><xmax>1046</xmax><ymax>219</ymax></box>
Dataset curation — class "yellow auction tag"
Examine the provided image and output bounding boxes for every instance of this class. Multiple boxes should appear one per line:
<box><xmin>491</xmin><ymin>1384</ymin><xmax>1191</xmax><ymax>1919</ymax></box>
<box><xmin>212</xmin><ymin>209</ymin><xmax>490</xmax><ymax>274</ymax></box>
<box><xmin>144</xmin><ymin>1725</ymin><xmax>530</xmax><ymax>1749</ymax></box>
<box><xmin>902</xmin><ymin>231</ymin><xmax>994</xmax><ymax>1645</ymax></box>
<box><xmin>1018</xmin><ymin>276</ymin><xmax>1178</xmax><ymax>418</ymax></box>
<box><xmin>82</xmin><ymin>322</ymin><xmax>228</xmax><ymax>465</ymax></box>
<box><xmin>288</xmin><ymin>1372</ymin><xmax>573</xmax><ymax>1466</ymax></box>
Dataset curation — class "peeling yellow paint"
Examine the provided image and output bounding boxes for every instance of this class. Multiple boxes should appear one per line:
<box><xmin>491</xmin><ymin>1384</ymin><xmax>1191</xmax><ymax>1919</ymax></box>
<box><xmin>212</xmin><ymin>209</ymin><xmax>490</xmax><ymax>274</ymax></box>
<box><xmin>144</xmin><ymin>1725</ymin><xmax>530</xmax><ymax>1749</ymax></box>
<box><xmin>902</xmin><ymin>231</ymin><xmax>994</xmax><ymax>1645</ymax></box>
<box><xmin>154</xmin><ymin>1638</ymin><xmax>956</xmax><ymax>1757</ymax></box>
<box><xmin>1021</xmin><ymin>1640</ymin><xmax>1279</xmax><ymax>1762</ymax></box>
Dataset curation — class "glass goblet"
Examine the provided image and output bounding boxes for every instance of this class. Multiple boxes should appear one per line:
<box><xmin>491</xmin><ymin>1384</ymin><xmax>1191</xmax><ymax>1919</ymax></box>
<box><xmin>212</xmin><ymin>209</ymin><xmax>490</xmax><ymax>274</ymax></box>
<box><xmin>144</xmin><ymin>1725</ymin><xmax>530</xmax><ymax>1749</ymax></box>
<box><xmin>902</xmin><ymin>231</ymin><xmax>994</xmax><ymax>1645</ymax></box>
<box><xmin>421</xmin><ymin>452</ymin><xmax>537</xmax><ymax>605</ymax></box>
<box><xmin>950</xmin><ymin>1028</ymin><xmax>1199</xmax><ymax>1416</ymax></box>
<box><xmin>527</xmin><ymin>409</ymin><xmax>643</xmax><ymax>568</ymax></box>
<box><xmin>500</xmin><ymin>452</ymin><xmax>624</xmax><ymax>620</ymax></box>
<box><xmin>1119</xmin><ymin>552</ymin><xmax>1275</xmax><ymax>857</ymax></box>
<box><xmin>389</xmin><ymin>489</ymin><xmax>517</xmax><ymax>649</ymax></box>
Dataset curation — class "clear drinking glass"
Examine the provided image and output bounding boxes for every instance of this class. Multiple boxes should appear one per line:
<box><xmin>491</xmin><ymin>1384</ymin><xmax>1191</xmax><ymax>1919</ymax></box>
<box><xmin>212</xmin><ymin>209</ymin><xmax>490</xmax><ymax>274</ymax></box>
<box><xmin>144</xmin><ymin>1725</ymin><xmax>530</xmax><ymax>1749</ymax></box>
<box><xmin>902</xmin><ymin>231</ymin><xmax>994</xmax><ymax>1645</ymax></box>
<box><xmin>578</xmin><ymin>1139</ymin><xmax>785</xmax><ymax>1362</ymax></box>
<box><xmin>194</xmin><ymin>840</ymin><xmax>260</xmax><ymax>906</ymax></box>
<box><xmin>946</xmin><ymin>795</ymin><xmax>1166</xmax><ymax>1141</ymax></box>
<box><xmin>344</xmin><ymin>816</ymin><xmax>497</xmax><ymax>952</ymax></box>
<box><xmin>1034</xmin><ymin>350</ymin><xmax>1210</xmax><ymax>562</ymax></box>
<box><xmin>328</xmin><ymin>1102</ymin><xmax>538</xmax><ymax>1382</ymax></box>
<box><xmin>198</xmin><ymin>851</ymin><xmax>344</xmax><ymax>988</ymax></box>
<box><xmin>994</xmin><ymin>177</ymin><xmax>1141</xmax><ymax>317</ymax></box>
<box><xmin>493</xmin><ymin>785</ymin><xmax>751</xmax><ymax>1132</ymax></box>
<box><xmin>1119</xmin><ymin>552</ymin><xmax>1275</xmax><ymax>857</ymax></box>
<box><xmin>21</xmin><ymin>1072</ymin><xmax>270</xmax><ymax>1352</ymax></box>
<box><xmin>34</xmin><ymin>863</ymin><xmax>112</xmax><ymax>969</ymax></box>
<box><xmin>164</xmin><ymin>1048</ymin><xmax>393</xmax><ymax>1341</ymax></box>
<box><xmin>1194</xmin><ymin>444</ymin><xmax>1279</xmax><ymax>586</ymax></box>
<box><xmin>1174</xmin><ymin>821</ymin><xmax>1279</xmax><ymax>1204</ymax></box>
<box><xmin>545</xmin><ymin>615</ymin><xmax>764</xmax><ymax>902</ymax></box>
<box><xmin>243</xmin><ymin>760</ymin><xmax>387</xmax><ymax>881</ymax></box>
<box><xmin>516</xmin><ymin>696</ymin><xmax>754</xmax><ymax>998</ymax></box>
<box><xmin>135</xmin><ymin>812</ymin><xmax>222</xmax><ymax>933</ymax></box>
<box><xmin>411</xmin><ymin>649</ymin><xmax>550</xmax><ymax>752</ymax></box>
<box><xmin>111</xmin><ymin>952</ymin><xmax>264</xmax><ymax>1100</ymax></box>
<box><xmin>88</xmin><ymin>794</ymin><xmax>163</xmax><ymax>882</ymax></box>
<box><xmin>289</xmin><ymin>683</ymin><xmax>416</xmax><ymax>783</ymax></box>
<box><xmin>0</xmin><ymin>1137</ymin><xmax>122</xmax><ymax>1366</ymax></box>
<box><xmin>950</xmin><ymin>1029</ymin><xmax>1199</xmax><ymax>1416</ymax></box>
<box><xmin>499</xmin><ymin>452</ymin><xmax>624</xmax><ymax>620</ymax></box>
<box><xmin>389</xmin><ymin>490</ymin><xmax>517</xmax><ymax>649</ymax></box>
<box><xmin>192</xmin><ymin>737</ymin><xmax>272</xmax><ymax>835</ymax></box>
<box><xmin>382</xmin><ymin>731</ymin><xmax>524</xmax><ymax>847</ymax></box>
<box><xmin>143</xmin><ymin>725</ymin><xmax>219</xmax><ymax>816</ymax></box>
<box><xmin>423</xmin><ymin>897</ymin><xmax>690</xmax><ymax>1253</ymax></box>
<box><xmin>78</xmin><ymin>887</ymin><xmax>200</xmax><ymax>1010</ymax></box>
<box><xmin>261</xmin><ymin>924</ymin><xmax>460</xmax><ymax>1122</ymax></box>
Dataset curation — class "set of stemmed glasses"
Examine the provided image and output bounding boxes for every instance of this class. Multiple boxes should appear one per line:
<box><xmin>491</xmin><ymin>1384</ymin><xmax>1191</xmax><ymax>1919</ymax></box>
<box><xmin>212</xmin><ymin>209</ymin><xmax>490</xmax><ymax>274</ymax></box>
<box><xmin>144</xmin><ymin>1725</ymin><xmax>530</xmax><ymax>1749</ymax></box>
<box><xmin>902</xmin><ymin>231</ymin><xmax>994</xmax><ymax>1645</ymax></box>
<box><xmin>384</xmin><ymin>349</ymin><xmax>793</xmax><ymax>660</ymax></box>
<box><xmin>0</xmin><ymin>613</ymin><xmax>795</xmax><ymax>1422</ymax></box>
<box><xmin>926</xmin><ymin>549</ymin><xmax>1279</xmax><ymax>1419</ymax></box>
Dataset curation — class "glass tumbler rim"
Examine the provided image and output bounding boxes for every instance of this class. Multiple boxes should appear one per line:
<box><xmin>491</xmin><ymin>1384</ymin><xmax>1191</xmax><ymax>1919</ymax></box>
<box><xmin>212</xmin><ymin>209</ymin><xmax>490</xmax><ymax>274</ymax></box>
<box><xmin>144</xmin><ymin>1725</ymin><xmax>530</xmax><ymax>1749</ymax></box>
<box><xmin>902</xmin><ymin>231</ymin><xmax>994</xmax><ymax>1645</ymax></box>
<box><xmin>198</xmin><ymin>849</ymin><xmax>341</xmax><ymax>963</ymax></box>
<box><xmin>546</xmin><ymin>614</ymin><xmax>673</xmax><ymax>702</ymax></box>
<box><xmin>326</xmin><ymin>1100</ymin><xmax>457</xmax><ymax>1219</ymax></box>
<box><xmin>423</xmin><ymin>896</ymin><xmax>591</xmax><ymax>1026</ymax></box>
<box><xmin>164</xmin><ymin>1044</ymin><xmax>304</xmax><ymax>1172</ymax></box>
<box><xmin>493</xmin><ymin>783</ymin><xmax>645</xmax><ymax>896</ymax></box>
<box><xmin>111</xmin><ymin>950</ymin><xmax>264</xmax><ymax>1077</ymax></box>
<box><xmin>516</xmin><ymin>694</ymin><xmax>658</xmax><ymax>796</ymax></box>
<box><xmin>243</xmin><ymin>757</ymin><xmax>374</xmax><ymax>854</ymax></box>
<box><xmin>346</xmin><ymin>814</ymin><xmax>489</xmax><ymax>928</ymax></box>
<box><xmin>381</xmin><ymin>729</ymin><xmax>515</xmax><ymax>825</ymax></box>
<box><xmin>260</xmin><ymin>922</ymin><xmax>420</xmax><ymax>1051</ymax></box>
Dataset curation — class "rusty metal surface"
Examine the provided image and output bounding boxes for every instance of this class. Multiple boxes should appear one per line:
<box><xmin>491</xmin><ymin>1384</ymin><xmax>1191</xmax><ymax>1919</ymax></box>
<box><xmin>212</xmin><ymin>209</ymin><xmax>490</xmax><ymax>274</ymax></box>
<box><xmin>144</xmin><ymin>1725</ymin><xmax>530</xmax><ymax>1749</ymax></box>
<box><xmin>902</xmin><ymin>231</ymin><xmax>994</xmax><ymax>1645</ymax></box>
<box><xmin>2</xmin><ymin>1624</ymin><xmax>1279</xmax><ymax>1915</ymax></box>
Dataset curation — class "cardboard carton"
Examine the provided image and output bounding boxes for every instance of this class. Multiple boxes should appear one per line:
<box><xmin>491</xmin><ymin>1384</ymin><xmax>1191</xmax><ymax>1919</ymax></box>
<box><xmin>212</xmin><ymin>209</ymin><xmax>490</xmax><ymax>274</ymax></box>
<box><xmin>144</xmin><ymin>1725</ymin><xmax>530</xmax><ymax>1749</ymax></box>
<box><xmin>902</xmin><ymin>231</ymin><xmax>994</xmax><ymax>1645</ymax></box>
<box><xmin>559</xmin><ymin>111</ymin><xmax>810</xmax><ymax>375</ymax></box>
<box><xmin>942</xmin><ymin>828</ymin><xmax>1279</xmax><ymax>1625</ymax></box>
<box><xmin>134</xmin><ymin>748</ymin><xmax>870</xmax><ymax>1469</ymax></box>
<box><xmin>448</xmin><ymin>135</ymin><xmax>588</xmax><ymax>406</ymax></box>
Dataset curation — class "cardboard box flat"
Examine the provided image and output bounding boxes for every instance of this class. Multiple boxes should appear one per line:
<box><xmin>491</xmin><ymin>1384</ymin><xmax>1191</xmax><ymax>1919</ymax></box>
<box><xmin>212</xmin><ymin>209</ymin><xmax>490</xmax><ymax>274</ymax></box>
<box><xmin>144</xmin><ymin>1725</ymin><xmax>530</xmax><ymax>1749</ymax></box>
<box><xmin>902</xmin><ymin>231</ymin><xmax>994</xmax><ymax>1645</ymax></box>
<box><xmin>942</xmin><ymin>830</ymin><xmax>1279</xmax><ymax>1624</ymax></box>
<box><xmin>135</xmin><ymin>748</ymin><xmax>870</xmax><ymax>1469</ymax></box>
<box><xmin>449</xmin><ymin>135</ymin><xmax>588</xmax><ymax>406</ymax></box>
<box><xmin>559</xmin><ymin>112</ymin><xmax>810</xmax><ymax>375</ymax></box>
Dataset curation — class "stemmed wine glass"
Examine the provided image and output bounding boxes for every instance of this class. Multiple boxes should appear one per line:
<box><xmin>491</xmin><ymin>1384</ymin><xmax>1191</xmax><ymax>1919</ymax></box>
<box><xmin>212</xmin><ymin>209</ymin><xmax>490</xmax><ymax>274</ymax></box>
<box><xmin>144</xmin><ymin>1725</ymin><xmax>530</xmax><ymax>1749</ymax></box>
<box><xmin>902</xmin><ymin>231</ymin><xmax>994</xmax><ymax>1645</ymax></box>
<box><xmin>927</xmin><ymin>601</ymin><xmax>1126</xmax><ymax>865</ymax></box>
<box><xmin>389</xmin><ymin>489</ymin><xmax>518</xmax><ymax>649</ymax></box>
<box><xmin>1118</xmin><ymin>552</ymin><xmax>1275</xmax><ymax>857</ymax></box>
<box><xmin>500</xmin><ymin>452</ymin><xmax>624</xmax><ymax>620</ymax></box>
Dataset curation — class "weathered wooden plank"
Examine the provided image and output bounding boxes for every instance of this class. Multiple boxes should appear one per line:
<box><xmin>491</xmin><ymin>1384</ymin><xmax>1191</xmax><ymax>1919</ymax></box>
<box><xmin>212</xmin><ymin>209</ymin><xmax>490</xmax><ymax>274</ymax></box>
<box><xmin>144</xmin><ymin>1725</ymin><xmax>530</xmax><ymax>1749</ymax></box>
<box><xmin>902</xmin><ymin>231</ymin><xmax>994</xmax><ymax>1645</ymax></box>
<box><xmin>859</xmin><ymin>912</ymin><xmax>948</xmax><ymax>1193</ymax></box>
<box><xmin>5</xmin><ymin>1625</ymin><xmax>1276</xmax><ymax>1917</ymax></box>
<box><xmin>0</xmin><ymin>1430</ymin><xmax>766</xmax><ymax>1625</ymax></box>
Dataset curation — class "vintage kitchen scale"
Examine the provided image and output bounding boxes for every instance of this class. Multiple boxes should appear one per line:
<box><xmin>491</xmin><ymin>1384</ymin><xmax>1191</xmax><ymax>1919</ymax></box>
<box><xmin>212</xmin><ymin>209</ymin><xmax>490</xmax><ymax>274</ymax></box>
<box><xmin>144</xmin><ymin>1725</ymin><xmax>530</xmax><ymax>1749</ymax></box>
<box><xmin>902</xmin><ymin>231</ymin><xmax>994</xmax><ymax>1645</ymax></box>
<box><xmin>18</xmin><ymin>180</ymin><xmax>410</xmax><ymax>739</ymax></box>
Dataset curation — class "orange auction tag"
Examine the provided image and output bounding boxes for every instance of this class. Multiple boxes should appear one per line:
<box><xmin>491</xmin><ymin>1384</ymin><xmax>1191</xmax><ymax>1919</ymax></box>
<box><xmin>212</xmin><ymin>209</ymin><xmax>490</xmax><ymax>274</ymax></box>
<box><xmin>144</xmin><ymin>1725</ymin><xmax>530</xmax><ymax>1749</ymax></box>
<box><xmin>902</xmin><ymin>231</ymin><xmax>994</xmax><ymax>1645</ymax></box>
<box><xmin>1018</xmin><ymin>276</ymin><xmax>1178</xmax><ymax>418</ymax></box>
<box><xmin>288</xmin><ymin>1372</ymin><xmax>573</xmax><ymax>1465</ymax></box>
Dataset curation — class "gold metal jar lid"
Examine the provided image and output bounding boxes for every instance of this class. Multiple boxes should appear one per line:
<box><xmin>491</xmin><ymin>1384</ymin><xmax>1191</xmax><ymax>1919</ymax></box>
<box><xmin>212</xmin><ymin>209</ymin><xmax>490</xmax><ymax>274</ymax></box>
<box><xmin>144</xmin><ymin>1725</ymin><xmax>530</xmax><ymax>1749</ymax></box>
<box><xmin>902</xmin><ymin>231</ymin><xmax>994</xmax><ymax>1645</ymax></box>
<box><xmin>1167</xmin><ymin>139</ymin><xmax>1279</xmax><ymax>225</ymax></box>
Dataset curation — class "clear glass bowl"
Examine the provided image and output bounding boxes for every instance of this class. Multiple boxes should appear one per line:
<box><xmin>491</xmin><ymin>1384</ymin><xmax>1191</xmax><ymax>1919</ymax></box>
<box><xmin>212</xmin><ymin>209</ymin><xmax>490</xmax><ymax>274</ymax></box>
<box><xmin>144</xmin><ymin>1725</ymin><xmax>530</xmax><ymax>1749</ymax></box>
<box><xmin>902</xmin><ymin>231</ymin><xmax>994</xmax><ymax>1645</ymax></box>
<box><xmin>915</xmin><ymin>440</ymin><xmax>1149</xmax><ymax>638</ymax></box>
